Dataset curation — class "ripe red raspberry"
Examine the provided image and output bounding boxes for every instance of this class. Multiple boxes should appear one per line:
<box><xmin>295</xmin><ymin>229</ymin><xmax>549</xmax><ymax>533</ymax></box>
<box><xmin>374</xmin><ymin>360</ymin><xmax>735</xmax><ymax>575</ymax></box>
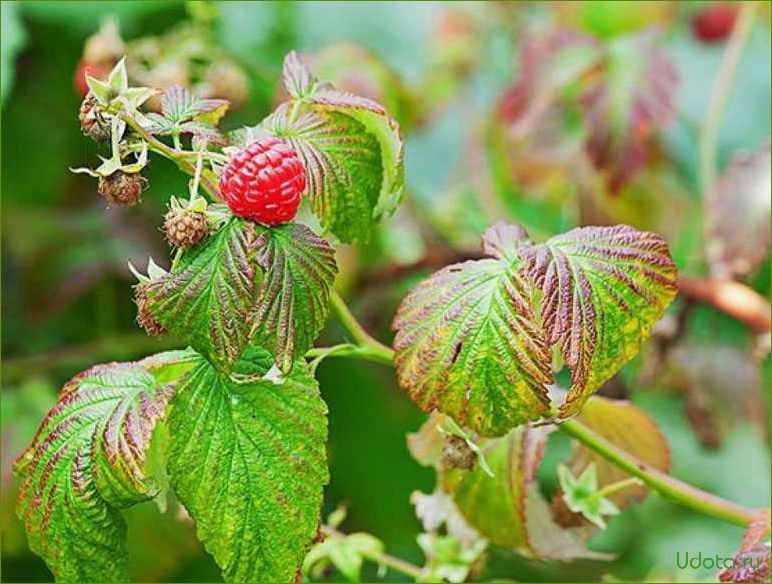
<box><xmin>219</xmin><ymin>138</ymin><xmax>306</xmax><ymax>226</ymax></box>
<box><xmin>691</xmin><ymin>3</ymin><xmax>738</xmax><ymax>44</ymax></box>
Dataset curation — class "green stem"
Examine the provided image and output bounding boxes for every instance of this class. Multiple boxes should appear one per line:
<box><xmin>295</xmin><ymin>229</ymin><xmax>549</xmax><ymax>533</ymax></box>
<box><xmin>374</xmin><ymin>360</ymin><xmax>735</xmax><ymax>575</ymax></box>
<box><xmin>329</xmin><ymin>290</ymin><xmax>393</xmax><ymax>360</ymax></box>
<box><xmin>110</xmin><ymin>116</ymin><xmax>123</xmax><ymax>164</ymax></box>
<box><xmin>170</xmin><ymin>247</ymin><xmax>185</xmax><ymax>271</ymax></box>
<box><xmin>316</xmin><ymin>294</ymin><xmax>761</xmax><ymax>529</ymax></box>
<box><xmin>592</xmin><ymin>477</ymin><xmax>642</xmax><ymax>501</ymax></box>
<box><xmin>558</xmin><ymin>418</ymin><xmax>758</xmax><ymax>527</ymax></box>
<box><xmin>117</xmin><ymin>113</ymin><xmax>222</xmax><ymax>201</ymax></box>
<box><xmin>306</xmin><ymin>343</ymin><xmax>393</xmax><ymax>368</ymax></box>
<box><xmin>319</xmin><ymin>525</ymin><xmax>424</xmax><ymax>580</ymax></box>
<box><xmin>189</xmin><ymin>150</ymin><xmax>205</xmax><ymax>200</ymax></box>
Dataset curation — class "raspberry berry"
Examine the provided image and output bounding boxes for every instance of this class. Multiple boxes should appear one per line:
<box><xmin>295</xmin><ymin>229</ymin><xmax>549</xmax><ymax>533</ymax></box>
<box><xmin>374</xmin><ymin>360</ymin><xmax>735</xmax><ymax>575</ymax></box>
<box><xmin>164</xmin><ymin>208</ymin><xmax>209</xmax><ymax>248</ymax></box>
<box><xmin>98</xmin><ymin>171</ymin><xmax>148</xmax><ymax>206</ymax></box>
<box><xmin>691</xmin><ymin>3</ymin><xmax>738</xmax><ymax>44</ymax></box>
<box><xmin>219</xmin><ymin>137</ymin><xmax>306</xmax><ymax>226</ymax></box>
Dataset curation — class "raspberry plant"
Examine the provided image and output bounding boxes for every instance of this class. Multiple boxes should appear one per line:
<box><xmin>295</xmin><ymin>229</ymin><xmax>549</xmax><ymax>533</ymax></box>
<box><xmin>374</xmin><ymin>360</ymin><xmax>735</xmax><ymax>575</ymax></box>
<box><xmin>14</xmin><ymin>52</ymin><xmax>766</xmax><ymax>584</ymax></box>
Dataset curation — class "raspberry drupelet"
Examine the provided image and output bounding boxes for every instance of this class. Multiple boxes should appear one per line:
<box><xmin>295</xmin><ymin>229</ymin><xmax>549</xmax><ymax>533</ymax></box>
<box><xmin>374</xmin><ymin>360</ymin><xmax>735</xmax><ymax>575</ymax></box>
<box><xmin>219</xmin><ymin>137</ymin><xmax>307</xmax><ymax>226</ymax></box>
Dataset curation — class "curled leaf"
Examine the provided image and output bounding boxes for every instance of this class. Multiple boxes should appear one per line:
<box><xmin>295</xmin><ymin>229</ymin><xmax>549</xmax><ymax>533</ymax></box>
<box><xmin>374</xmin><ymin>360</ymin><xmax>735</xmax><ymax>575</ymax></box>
<box><xmin>13</xmin><ymin>351</ymin><xmax>196</xmax><ymax>582</ymax></box>
<box><xmin>452</xmin><ymin>425</ymin><xmax>610</xmax><ymax>561</ymax></box>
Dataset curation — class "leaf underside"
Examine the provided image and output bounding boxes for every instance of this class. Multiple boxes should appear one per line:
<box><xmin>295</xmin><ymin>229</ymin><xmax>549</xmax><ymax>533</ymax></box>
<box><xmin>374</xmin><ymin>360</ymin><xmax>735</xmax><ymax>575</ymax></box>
<box><xmin>14</xmin><ymin>351</ymin><xmax>194</xmax><ymax>582</ymax></box>
<box><xmin>520</xmin><ymin>224</ymin><xmax>677</xmax><ymax>418</ymax></box>
<box><xmin>167</xmin><ymin>351</ymin><xmax>328</xmax><ymax>583</ymax></box>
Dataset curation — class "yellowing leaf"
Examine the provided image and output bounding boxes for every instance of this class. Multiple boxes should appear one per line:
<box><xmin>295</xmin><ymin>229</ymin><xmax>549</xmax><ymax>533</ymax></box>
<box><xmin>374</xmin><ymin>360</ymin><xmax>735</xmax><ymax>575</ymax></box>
<box><xmin>452</xmin><ymin>426</ymin><xmax>610</xmax><ymax>561</ymax></box>
<box><xmin>392</xmin><ymin>224</ymin><xmax>552</xmax><ymax>437</ymax></box>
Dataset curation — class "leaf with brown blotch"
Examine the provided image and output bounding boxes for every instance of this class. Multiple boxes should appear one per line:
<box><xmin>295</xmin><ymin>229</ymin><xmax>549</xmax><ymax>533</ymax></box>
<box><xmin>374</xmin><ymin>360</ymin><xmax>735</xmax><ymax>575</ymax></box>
<box><xmin>392</xmin><ymin>223</ymin><xmax>553</xmax><ymax>437</ymax></box>
<box><xmin>707</xmin><ymin>139</ymin><xmax>771</xmax><ymax>279</ymax></box>
<box><xmin>519</xmin><ymin>224</ymin><xmax>677</xmax><ymax>418</ymax></box>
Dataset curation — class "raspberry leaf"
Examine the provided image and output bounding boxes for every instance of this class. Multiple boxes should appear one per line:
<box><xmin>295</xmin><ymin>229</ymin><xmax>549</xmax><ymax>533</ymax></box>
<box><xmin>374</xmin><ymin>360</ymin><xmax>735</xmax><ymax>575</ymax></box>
<box><xmin>160</xmin><ymin>85</ymin><xmax>229</xmax><ymax>124</ymax></box>
<box><xmin>519</xmin><ymin>225</ymin><xmax>677</xmax><ymax>418</ymax></box>
<box><xmin>304</xmin><ymin>88</ymin><xmax>405</xmax><ymax>220</ymax></box>
<box><xmin>250</xmin><ymin>223</ymin><xmax>338</xmax><ymax>373</ymax></box>
<box><xmin>13</xmin><ymin>350</ymin><xmax>197</xmax><ymax>582</ymax></box>
<box><xmin>582</xmin><ymin>31</ymin><xmax>678</xmax><ymax>194</ymax></box>
<box><xmin>392</xmin><ymin>224</ymin><xmax>553</xmax><ymax>437</ymax></box>
<box><xmin>262</xmin><ymin>104</ymin><xmax>383</xmax><ymax>243</ymax></box>
<box><xmin>252</xmin><ymin>51</ymin><xmax>404</xmax><ymax>243</ymax></box>
<box><xmin>453</xmin><ymin>426</ymin><xmax>610</xmax><ymax>560</ymax></box>
<box><xmin>282</xmin><ymin>50</ymin><xmax>322</xmax><ymax>100</ymax></box>
<box><xmin>167</xmin><ymin>351</ymin><xmax>328</xmax><ymax>583</ymax></box>
<box><xmin>144</xmin><ymin>218</ymin><xmax>337</xmax><ymax>373</ymax></box>
<box><xmin>143</xmin><ymin>218</ymin><xmax>262</xmax><ymax>370</ymax></box>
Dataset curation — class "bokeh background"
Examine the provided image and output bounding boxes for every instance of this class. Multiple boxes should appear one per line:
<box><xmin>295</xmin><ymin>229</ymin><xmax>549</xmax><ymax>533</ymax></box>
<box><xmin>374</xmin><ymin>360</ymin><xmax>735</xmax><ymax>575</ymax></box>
<box><xmin>1</xmin><ymin>1</ymin><xmax>770</xmax><ymax>582</ymax></box>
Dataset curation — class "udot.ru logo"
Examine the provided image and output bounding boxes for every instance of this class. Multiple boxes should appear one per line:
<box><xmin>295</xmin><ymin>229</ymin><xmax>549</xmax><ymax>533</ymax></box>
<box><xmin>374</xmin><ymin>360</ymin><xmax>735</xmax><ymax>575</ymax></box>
<box><xmin>675</xmin><ymin>549</ymin><xmax>766</xmax><ymax>571</ymax></box>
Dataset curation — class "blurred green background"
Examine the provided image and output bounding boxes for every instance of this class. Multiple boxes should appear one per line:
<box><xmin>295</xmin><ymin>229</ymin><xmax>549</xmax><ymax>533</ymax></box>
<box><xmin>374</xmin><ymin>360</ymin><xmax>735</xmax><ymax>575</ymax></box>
<box><xmin>1</xmin><ymin>1</ymin><xmax>770</xmax><ymax>582</ymax></box>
